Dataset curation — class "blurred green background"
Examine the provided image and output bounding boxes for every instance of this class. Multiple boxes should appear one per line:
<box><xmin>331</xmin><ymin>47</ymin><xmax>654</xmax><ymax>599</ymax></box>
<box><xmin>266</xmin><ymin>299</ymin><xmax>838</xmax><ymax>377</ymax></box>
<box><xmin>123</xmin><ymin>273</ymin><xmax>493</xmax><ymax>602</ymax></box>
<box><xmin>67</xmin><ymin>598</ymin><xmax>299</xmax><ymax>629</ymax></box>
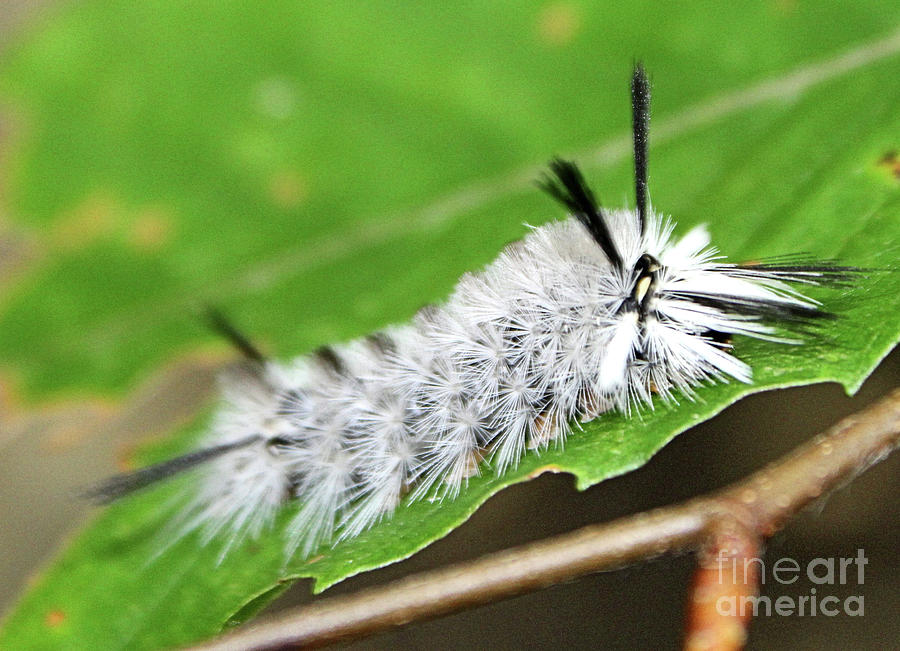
<box><xmin>0</xmin><ymin>1</ymin><xmax>898</xmax><ymax>649</ymax></box>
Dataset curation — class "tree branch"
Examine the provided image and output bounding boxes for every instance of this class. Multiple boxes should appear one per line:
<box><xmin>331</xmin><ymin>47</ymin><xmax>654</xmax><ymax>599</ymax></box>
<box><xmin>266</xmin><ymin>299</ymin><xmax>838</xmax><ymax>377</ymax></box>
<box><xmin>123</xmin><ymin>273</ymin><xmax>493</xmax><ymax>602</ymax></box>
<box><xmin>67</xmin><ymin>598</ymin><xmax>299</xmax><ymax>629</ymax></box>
<box><xmin>685</xmin><ymin>517</ymin><xmax>761</xmax><ymax>650</ymax></box>
<box><xmin>191</xmin><ymin>388</ymin><xmax>900</xmax><ymax>650</ymax></box>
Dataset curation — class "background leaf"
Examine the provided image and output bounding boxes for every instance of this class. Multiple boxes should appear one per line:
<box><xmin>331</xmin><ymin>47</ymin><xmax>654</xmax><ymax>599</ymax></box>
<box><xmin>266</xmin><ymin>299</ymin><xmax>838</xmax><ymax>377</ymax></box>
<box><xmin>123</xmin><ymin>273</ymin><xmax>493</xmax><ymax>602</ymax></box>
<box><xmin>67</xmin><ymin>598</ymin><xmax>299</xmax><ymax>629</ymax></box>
<box><xmin>0</xmin><ymin>2</ymin><xmax>898</xmax><ymax>649</ymax></box>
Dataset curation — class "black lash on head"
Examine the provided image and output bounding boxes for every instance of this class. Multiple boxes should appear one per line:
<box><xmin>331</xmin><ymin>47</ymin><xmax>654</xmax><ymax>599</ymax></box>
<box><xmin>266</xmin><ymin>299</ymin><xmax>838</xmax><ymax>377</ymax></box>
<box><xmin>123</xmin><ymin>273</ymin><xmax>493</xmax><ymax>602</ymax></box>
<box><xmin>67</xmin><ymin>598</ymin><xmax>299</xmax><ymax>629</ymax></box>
<box><xmin>663</xmin><ymin>290</ymin><xmax>839</xmax><ymax>330</ymax></box>
<box><xmin>729</xmin><ymin>262</ymin><xmax>862</xmax><ymax>287</ymax></box>
<box><xmin>631</xmin><ymin>63</ymin><xmax>651</xmax><ymax>237</ymax></box>
<box><xmin>538</xmin><ymin>158</ymin><xmax>624</xmax><ymax>271</ymax></box>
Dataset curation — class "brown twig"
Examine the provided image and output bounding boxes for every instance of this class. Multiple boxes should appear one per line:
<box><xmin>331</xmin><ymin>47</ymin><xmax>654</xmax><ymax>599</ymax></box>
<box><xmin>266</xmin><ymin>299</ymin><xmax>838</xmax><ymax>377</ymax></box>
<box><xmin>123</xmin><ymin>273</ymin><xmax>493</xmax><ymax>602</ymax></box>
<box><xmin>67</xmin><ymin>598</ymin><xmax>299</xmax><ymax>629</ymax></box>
<box><xmin>684</xmin><ymin>519</ymin><xmax>761</xmax><ymax>650</ymax></box>
<box><xmin>190</xmin><ymin>388</ymin><xmax>900</xmax><ymax>650</ymax></box>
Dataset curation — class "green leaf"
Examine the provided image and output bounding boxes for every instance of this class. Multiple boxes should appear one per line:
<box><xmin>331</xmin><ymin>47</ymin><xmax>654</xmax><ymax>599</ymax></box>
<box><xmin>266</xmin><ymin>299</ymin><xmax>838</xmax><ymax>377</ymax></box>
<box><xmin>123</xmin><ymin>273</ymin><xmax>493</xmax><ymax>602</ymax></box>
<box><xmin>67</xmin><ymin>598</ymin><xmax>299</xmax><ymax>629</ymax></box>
<box><xmin>1</xmin><ymin>2</ymin><xmax>898</xmax><ymax>649</ymax></box>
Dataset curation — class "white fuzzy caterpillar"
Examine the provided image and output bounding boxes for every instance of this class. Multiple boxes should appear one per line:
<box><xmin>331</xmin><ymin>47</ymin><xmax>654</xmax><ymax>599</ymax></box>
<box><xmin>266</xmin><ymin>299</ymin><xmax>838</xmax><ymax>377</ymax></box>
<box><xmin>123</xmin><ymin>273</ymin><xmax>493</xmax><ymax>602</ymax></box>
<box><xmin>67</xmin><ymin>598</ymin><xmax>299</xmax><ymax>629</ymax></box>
<box><xmin>91</xmin><ymin>66</ymin><xmax>856</xmax><ymax>559</ymax></box>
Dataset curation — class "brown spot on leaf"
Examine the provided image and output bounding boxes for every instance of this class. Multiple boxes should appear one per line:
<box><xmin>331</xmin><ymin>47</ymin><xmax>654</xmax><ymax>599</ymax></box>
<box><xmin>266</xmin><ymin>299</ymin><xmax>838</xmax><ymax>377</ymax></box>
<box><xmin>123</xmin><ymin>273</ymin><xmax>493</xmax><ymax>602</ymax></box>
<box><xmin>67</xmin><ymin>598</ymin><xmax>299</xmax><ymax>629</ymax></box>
<box><xmin>51</xmin><ymin>191</ymin><xmax>120</xmax><ymax>250</ymax></box>
<box><xmin>877</xmin><ymin>149</ymin><xmax>900</xmax><ymax>179</ymax></box>
<box><xmin>44</xmin><ymin>609</ymin><xmax>66</xmax><ymax>627</ymax></box>
<box><xmin>129</xmin><ymin>204</ymin><xmax>176</xmax><ymax>251</ymax></box>
<box><xmin>268</xmin><ymin>169</ymin><xmax>309</xmax><ymax>209</ymax></box>
<box><xmin>536</xmin><ymin>2</ymin><xmax>582</xmax><ymax>46</ymax></box>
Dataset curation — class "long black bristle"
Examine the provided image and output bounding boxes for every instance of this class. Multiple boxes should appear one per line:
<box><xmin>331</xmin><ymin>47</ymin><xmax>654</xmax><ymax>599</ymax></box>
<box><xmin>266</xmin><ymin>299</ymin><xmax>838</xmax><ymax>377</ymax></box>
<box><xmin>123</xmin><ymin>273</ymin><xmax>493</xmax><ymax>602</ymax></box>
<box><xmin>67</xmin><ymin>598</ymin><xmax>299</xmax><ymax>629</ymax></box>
<box><xmin>663</xmin><ymin>291</ymin><xmax>838</xmax><ymax>325</ymax></box>
<box><xmin>539</xmin><ymin>158</ymin><xmax>623</xmax><ymax>270</ymax></box>
<box><xmin>732</xmin><ymin>262</ymin><xmax>861</xmax><ymax>274</ymax></box>
<box><xmin>728</xmin><ymin>262</ymin><xmax>863</xmax><ymax>287</ymax></box>
<box><xmin>83</xmin><ymin>435</ymin><xmax>262</xmax><ymax>503</ymax></box>
<box><xmin>631</xmin><ymin>63</ymin><xmax>651</xmax><ymax>237</ymax></box>
<box><xmin>205</xmin><ymin>306</ymin><xmax>267</xmax><ymax>363</ymax></box>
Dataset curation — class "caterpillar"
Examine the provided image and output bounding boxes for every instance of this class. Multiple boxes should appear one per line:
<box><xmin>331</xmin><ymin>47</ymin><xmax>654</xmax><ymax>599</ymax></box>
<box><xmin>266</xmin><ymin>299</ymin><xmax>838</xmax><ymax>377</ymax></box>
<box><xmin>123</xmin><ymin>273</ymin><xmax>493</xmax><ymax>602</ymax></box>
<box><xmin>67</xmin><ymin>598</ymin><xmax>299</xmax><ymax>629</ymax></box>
<box><xmin>90</xmin><ymin>65</ymin><xmax>856</xmax><ymax>559</ymax></box>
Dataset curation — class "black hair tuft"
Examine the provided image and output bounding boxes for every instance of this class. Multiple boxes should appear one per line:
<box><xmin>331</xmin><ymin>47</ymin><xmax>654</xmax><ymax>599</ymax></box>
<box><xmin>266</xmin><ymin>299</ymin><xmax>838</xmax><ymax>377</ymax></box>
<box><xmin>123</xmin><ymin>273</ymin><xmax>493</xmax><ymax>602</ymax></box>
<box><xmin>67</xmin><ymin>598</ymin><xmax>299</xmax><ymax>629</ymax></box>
<box><xmin>83</xmin><ymin>435</ymin><xmax>263</xmax><ymax>503</ymax></box>
<box><xmin>631</xmin><ymin>63</ymin><xmax>651</xmax><ymax>236</ymax></box>
<box><xmin>539</xmin><ymin>158</ymin><xmax>624</xmax><ymax>270</ymax></box>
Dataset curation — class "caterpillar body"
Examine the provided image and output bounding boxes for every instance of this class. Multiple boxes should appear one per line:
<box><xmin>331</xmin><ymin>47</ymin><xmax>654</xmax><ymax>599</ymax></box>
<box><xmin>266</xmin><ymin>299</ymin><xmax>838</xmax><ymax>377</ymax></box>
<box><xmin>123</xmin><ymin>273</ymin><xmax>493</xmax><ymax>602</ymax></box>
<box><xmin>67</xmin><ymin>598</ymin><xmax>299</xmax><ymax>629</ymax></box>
<box><xmin>92</xmin><ymin>66</ymin><xmax>856</xmax><ymax>559</ymax></box>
